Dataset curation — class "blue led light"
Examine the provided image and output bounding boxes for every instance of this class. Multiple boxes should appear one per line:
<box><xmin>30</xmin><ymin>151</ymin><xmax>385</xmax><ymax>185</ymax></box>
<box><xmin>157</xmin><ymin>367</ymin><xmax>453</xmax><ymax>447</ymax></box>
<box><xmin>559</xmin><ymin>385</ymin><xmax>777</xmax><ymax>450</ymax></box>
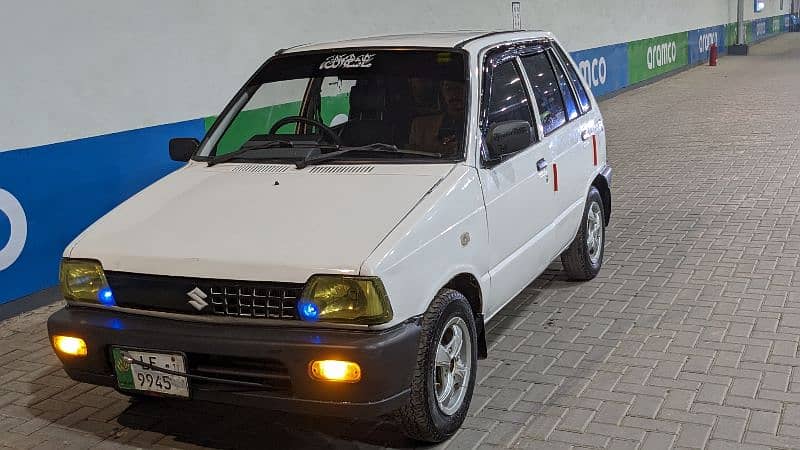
<box><xmin>297</xmin><ymin>299</ymin><xmax>320</xmax><ymax>321</ymax></box>
<box><xmin>98</xmin><ymin>287</ymin><xmax>116</xmax><ymax>306</ymax></box>
<box><xmin>106</xmin><ymin>318</ymin><xmax>124</xmax><ymax>330</ymax></box>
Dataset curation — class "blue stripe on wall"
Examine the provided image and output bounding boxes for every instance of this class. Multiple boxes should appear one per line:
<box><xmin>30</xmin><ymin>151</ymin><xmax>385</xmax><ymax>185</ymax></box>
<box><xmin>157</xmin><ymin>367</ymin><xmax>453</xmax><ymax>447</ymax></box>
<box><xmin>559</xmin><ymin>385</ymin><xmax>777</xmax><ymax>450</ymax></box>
<box><xmin>0</xmin><ymin>119</ymin><xmax>205</xmax><ymax>304</ymax></box>
<box><xmin>570</xmin><ymin>42</ymin><xmax>629</xmax><ymax>98</ymax></box>
<box><xmin>689</xmin><ymin>25</ymin><xmax>727</xmax><ymax>65</ymax></box>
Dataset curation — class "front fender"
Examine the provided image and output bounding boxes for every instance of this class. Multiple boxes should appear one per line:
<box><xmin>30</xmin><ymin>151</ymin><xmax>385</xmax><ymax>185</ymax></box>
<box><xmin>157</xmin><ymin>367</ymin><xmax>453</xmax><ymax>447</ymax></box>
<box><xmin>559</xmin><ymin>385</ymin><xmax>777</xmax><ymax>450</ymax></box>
<box><xmin>360</xmin><ymin>165</ymin><xmax>490</xmax><ymax>328</ymax></box>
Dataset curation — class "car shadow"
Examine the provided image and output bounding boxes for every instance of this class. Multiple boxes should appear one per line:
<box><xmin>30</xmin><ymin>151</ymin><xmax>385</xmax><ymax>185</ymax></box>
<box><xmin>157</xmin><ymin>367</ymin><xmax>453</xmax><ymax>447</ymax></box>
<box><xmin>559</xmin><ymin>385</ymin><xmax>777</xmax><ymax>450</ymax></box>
<box><xmin>483</xmin><ymin>264</ymin><xmax>567</xmax><ymax>346</ymax></box>
<box><xmin>114</xmin><ymin>397</ymin><xmax>424</xmax><ymax>449</ymax></box>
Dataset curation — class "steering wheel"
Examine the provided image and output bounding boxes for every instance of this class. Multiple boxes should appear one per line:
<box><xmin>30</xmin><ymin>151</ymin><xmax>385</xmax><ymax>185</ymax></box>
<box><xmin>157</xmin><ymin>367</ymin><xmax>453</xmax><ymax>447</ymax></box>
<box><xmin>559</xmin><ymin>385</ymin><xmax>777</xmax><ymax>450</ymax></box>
<box><xmin>268</xmin><ymin>116</ymin><xmax>342</xmax><ymax>145</ymax></box>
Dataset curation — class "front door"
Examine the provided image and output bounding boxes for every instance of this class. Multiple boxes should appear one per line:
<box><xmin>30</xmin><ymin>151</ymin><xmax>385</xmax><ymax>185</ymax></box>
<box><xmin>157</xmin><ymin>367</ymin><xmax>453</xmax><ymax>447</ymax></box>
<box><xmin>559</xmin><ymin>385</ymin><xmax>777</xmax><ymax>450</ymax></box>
<box><xmin>477</xmin><ymin>54</ymin><xmax>561</xmax><ymax>317</ymax></box>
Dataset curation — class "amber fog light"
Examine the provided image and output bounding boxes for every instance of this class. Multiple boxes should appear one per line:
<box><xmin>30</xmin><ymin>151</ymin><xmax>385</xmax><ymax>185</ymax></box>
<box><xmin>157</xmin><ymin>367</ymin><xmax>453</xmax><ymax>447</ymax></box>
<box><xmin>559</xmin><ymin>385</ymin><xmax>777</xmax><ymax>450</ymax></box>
<box><xmin>310</xmin><ymin>360</ymin><xmax>361</xmax><ymax>383</ymax></box>
<box><xmin>53</xmin><ymin>336</ymin><xmax>87</xmax><ymax>357</ymax></box>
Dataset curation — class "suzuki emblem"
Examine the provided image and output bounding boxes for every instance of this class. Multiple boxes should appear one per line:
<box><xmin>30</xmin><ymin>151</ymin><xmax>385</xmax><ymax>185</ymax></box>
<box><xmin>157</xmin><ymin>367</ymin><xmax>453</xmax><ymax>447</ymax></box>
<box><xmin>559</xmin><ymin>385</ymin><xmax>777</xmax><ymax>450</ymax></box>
<box><xmin>187</xmin><ymin>287</ymin><xmax>209</xmax><ymax>311</ymax></box>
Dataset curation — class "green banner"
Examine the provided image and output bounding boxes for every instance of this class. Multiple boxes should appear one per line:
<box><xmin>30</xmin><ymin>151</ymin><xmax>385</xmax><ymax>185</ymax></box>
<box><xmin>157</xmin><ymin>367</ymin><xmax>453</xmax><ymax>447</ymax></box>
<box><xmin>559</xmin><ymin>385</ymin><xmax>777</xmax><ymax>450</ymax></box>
<box><xmin>628</xmin><ymin>32</ymin><xmax>689</xmax><ymax>85</ymax></box>
<box><xmin>725</xmin><ymin>23</ymin><xmax>739</xmax><ymax>47</ymax></box>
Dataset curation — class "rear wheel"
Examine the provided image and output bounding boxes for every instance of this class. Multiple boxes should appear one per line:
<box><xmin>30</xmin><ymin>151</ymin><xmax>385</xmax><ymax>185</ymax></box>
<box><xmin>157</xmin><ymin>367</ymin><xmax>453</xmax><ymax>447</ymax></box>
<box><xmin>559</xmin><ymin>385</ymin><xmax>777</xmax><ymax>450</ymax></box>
<box><xmin>561</xmin><ymin>186</ymin><xmax>605</xmax><ymax>281</ymax></box>
<box><xmin>396</xmin><ymin>289</ymin><xmax>477</xmax><ymax>443</ymax></box>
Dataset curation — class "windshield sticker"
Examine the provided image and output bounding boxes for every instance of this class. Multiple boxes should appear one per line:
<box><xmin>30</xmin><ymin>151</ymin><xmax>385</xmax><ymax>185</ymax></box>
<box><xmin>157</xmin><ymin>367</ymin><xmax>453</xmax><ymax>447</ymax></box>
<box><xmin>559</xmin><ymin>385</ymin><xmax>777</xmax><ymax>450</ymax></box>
<box><xmin>319</xmin><ymin>53</ymin><xmax>376</xmax><ymax>70</ymax></box>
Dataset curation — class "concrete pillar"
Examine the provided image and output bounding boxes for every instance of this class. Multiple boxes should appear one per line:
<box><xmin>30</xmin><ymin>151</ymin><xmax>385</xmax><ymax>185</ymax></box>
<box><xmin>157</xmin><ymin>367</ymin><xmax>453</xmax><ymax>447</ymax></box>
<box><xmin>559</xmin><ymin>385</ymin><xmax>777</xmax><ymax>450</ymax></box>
<box><xmin>730</xmin><ymin>0</ymin><xmax>750</xmax><ymax>54</ymax></box>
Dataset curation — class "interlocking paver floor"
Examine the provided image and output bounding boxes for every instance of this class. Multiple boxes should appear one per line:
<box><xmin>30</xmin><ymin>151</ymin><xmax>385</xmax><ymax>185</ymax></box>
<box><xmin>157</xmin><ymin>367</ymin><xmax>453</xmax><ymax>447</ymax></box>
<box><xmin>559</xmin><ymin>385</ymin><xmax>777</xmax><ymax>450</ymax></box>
<box><xmin>2</xmin><ymin>34</ymin><xmax>800</xmax><ymax>450</ymax></box>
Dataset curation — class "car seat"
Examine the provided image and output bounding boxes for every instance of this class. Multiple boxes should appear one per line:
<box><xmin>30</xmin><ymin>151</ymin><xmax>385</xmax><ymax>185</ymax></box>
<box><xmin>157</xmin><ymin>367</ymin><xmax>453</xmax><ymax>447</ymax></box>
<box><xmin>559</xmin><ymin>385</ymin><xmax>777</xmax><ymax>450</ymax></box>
<box><xmin>339</xmin><ymin>84</ymin><xmax>394</xmax><ymax>147</ymax></box>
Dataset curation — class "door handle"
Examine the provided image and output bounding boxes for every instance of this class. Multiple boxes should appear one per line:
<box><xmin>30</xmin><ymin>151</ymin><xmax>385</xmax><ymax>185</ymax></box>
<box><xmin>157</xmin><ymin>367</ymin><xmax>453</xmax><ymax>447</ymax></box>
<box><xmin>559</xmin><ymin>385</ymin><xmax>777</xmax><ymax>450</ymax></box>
<box><xmin>536</xmin><ymin>158</ymin><xmax>548</xmax><ymax>172</ymax></box>
<box><xmin>581</xmin><ymin>130</ymin><xmax>592</xmax><ymax>141</ymax></box>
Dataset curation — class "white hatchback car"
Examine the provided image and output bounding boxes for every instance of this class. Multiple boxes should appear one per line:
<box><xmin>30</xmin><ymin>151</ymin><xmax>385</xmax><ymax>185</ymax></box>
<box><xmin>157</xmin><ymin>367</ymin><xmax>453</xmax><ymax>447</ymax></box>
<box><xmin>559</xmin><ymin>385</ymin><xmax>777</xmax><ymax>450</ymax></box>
<box><xmin>49</xmin><ymin>31</ymin><xmax>611</xmax><ymax>442</ymax></box>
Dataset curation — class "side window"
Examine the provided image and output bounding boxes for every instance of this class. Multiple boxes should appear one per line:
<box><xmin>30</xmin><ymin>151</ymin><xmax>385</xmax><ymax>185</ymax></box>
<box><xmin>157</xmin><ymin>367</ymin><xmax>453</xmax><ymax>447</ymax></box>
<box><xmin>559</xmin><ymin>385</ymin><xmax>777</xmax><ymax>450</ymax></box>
<box><xmin>485</xmin><ymin>60</ymin><xmax>535</xmax><ymax>133</ymax></box>
<box><xmin>554</xmin><ymin>46</ymin><xmax>591</xmax><ymax>113</ymax></box>
<box><xmin>520</xmin><ymin>53</ymin><xmax>566</xmax><ymax>135</ymax></box>
<box><xmin>548</xmin><ymin>50</ymin><xmax>579</xmax><ymax>121</ymax></box>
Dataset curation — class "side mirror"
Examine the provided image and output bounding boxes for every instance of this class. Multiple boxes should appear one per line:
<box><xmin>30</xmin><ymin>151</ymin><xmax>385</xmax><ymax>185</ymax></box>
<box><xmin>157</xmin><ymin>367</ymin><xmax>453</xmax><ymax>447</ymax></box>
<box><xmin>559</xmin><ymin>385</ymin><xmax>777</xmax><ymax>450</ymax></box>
<box><xmin>485</xmin><ymin>120</ymin><xmax>533</xmax><ymax>163</ymax></box>
<box><xmin>169</xmin><ymin>138</ymin><xmax>199</xmax><ymax>162</ymax></box>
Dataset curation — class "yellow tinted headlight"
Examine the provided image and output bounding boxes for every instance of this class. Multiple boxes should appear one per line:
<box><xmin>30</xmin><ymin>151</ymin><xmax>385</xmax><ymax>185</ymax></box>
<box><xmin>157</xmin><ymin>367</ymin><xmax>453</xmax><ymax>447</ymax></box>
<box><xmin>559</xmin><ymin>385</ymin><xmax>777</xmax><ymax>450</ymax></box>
<box><xmin>297</xmin><ymin>276</ymin><xmax>392</xmax><ymax>325</ymax></box>
<box><xmin>59</xmin><ymin>259</ymin><xmax>115</xmax><ymax>305</ymax></box>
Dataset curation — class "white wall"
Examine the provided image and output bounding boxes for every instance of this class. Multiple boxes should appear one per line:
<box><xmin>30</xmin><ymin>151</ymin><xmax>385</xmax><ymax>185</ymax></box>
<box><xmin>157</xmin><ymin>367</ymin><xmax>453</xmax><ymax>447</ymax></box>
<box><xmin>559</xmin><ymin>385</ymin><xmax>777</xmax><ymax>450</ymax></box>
<box><xmin>0</xmin><ymin>0</ymin><xmax>761</xmax><ymax>151</ymax></box>
<box><xmin>746</xmin><ymin>0</ymin><xmax>790</xmax><ymax>18</ymax></box>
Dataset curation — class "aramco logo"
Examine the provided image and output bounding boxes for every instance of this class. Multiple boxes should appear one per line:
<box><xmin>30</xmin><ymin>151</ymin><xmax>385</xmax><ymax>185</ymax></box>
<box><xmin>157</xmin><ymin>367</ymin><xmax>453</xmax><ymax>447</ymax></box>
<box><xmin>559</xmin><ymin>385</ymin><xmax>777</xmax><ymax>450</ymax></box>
<box><xmin>647</xmin><ymin>41</ymin><xmax>677</xmax><ymax>70</ymax></box>
<box><xmin>0</xmin><ymin>189</ymin><xmax>27</xmax><ymax>271</ymax></box>
<box><xmin>697</xmin><ymin>32</ymin><xmax>719</xmax><ymax>53</ymax></box>
<box><xmin>578</xmin><ymin>57</ymin><xmax>607</xmax><ymax>87</ymax></box>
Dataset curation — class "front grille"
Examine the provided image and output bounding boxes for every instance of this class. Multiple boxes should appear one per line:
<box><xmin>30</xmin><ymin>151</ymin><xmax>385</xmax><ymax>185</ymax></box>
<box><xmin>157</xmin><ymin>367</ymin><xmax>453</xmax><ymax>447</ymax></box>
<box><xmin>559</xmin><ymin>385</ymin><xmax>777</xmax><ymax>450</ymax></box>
<box><xmin>209</xmin><ymin>286</ymin><xmax>301</xmax><ymax>319</ymax></box>
<box><xmin>188</xmin><ymin>353</ymin><xmax>292</xmax><ymax>395</ymax></box>
<box><xmin>106</xmin><ymin>272</ymin><xmax>304</xmax><ymax>321</ymax></box>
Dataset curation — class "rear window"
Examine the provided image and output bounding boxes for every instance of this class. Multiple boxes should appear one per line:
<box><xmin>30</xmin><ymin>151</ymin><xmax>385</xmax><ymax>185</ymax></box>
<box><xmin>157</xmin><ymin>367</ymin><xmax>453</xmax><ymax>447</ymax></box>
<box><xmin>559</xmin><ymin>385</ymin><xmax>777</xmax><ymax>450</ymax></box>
<box><xmin>520</xmin><ymin>52</ymin><xmax>566</xmax><ymax>135</ymax></box>
<box><xmin>554</xmin><ymin>46</ymin><xmax>591</xmax><ymax>113</ymax></box>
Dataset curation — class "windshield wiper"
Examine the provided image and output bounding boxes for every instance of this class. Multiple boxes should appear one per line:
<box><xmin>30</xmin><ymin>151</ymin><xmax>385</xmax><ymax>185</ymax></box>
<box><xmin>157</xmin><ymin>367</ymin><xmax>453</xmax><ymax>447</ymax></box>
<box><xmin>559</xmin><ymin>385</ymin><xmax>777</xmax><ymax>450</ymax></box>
<box><xmin>295</xmin><ymin>143</ymin><xmax>442</xmax><ymax>169</ymax></box>
<box><xmin>206</xmin><ymin>140</ymin><xmax>293</xmax><ymax>167</ymax></box>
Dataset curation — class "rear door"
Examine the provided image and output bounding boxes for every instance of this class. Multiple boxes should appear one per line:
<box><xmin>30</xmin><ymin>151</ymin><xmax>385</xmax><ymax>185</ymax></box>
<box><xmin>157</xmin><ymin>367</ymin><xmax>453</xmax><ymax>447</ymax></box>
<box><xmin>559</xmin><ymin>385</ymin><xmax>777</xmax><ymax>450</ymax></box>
<box><xmin>551</xmin><ymin>43</ymin><xmax>605</xmax><ymax>245</ymax></box>
<box><xmin>552</xmin><ymin>42</ymin><xmax>601</xmax><ymax>186</ymax></box>
<box><xmin>518</xmin><ymin>45</ymin><xmax>591</xmax><ymax>251</ymax></box>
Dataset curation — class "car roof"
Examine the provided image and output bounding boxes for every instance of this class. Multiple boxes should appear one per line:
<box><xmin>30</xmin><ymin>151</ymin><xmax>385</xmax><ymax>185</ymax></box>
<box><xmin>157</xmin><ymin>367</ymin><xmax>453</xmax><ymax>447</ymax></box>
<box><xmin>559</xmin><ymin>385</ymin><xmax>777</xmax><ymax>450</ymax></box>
<box><xmin>284</xmin><ymin>30</ymin><xmax>552</xmax><ymax>53</ymax></box>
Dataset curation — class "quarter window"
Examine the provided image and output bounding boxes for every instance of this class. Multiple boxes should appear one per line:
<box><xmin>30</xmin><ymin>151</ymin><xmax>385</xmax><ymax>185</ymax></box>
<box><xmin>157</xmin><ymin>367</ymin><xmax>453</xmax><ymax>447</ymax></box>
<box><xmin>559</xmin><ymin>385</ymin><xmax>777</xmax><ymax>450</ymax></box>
<box><xmin>554</xmin><ymin>47</ymin><xmax>592</xmax><ymax>113</ymax></box>
<box><xmin>520</xmin><ymin>53</ymin><xmax>566</xmax><ymax>135</ymax></box>
<box><xmin>485</xmin><ymin>61</ymin><xmax>535</xmax><ymax>132</ymax></box>
<box><xmin>548</xmin><ymin>51</ymin><xmax>579</xmax><ymax>121</ymax></box>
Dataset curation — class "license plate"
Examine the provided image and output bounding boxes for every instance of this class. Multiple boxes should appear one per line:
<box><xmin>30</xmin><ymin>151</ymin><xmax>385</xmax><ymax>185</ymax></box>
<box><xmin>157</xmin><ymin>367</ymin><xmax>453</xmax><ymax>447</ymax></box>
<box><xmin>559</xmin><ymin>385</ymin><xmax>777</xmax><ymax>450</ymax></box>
<box><xmin>112</xmin><ymin>348</ymin><xmax>189</xmax><ymax>398</ymax></box>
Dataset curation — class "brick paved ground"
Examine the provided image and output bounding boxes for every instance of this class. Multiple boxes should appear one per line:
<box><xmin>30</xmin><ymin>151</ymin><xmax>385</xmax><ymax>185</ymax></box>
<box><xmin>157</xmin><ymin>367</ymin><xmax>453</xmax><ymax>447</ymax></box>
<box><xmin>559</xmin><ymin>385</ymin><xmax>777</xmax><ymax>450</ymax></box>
<box><xmin>3</xmin><ymin>34</ymin><xmax>800</xmax><ymax>449</ymax></box>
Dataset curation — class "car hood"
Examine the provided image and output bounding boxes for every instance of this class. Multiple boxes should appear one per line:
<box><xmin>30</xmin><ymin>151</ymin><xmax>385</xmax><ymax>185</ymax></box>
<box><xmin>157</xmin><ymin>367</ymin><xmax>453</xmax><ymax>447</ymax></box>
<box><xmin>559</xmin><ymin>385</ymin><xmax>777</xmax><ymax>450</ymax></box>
<box><xmin>68</xmin><ymin>162</ymin><xmax>453</xmax><ymax>282</ymax></box>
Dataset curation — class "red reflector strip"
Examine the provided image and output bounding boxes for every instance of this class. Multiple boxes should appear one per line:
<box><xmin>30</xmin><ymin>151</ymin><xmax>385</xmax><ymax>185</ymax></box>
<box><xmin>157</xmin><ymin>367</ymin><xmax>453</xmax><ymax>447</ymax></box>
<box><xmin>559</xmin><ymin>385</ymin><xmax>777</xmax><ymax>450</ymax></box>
<box><xmin>552</xmin><ymin>163</ymin><xmax>559</xmax><ymax>192</ymax></box>
<box><xmin>592</xmin><ymin>135</ymin><xmax>598</xmax><ymax>166</ymax></box>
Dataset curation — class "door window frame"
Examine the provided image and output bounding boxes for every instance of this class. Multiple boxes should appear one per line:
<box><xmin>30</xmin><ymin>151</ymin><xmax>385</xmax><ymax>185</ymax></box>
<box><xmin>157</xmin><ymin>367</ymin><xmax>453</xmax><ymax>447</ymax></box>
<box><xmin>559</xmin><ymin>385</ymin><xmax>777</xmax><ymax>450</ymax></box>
<box><xmin>519</xmin><ymin>44</ymin><xmax>590</xmax><ymax>138</ymax></box>
<box><xmin>479</xmin><ymin>45</ymin><xmax>545</xmax><ymax>168</ymax></box>
<box><xmin>546</xmin><ymin>49</ymin><xmax>580</xmax><ymax>122</ymax></box>
<box><xmin>550</xmin><ymin>44</ymin><xmax>593</xmax><ymax>114</ymax></box>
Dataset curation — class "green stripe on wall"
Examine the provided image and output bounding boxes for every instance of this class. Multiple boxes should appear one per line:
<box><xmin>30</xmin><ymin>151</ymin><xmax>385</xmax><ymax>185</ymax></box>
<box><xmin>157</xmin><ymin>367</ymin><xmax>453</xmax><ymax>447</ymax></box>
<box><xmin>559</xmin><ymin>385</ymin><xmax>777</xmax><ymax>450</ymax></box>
<box><xmin>203</xmin><ymin>93</ymin><xmax>350</xmax><ymax>155</ymax></box>
<box><xmin>726</xmin><ymin>22</ymin><xmax>739</xmax><ymax>46</ymax></box>
<box><xmin>628</xmin><ymin>32</ymin><xmax>689</xmax><ymax>85</ymax></box>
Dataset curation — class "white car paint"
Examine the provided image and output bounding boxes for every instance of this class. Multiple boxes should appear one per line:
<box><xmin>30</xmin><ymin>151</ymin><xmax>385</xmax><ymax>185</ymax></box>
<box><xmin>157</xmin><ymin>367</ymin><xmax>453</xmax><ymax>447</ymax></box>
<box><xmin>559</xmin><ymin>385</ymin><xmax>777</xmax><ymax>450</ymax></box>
<box><xmin>65</xmin><ymin>31</ymin><xmax>609</xmax><ymax>330</ymax></box>
<box><xmin>287</xmin><ymin>31</ymin><xmax>491</xmax><ymax>53</ymax></box>
<box><xmin>67</xmin><ymin>163</ymin><xmax>452</xmax><ymax>285</ymax></box>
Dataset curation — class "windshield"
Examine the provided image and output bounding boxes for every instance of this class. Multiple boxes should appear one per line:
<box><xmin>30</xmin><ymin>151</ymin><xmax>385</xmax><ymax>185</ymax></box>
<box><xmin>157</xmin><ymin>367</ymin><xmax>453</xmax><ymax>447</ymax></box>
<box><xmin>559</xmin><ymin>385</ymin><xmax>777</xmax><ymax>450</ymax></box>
<box><xmin>198</xmin><ymin>49</ymin><xmax>468</xmax><ymax>164</ymax></box>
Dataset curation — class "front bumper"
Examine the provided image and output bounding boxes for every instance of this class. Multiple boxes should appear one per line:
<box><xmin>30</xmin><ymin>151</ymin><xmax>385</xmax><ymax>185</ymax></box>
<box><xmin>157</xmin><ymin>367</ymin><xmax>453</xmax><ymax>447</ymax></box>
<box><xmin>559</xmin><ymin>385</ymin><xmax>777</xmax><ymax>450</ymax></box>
<box><xmin>47</xmin><ymin>306</ymin><xmax>420</xmax><ymax>417</ymax></box>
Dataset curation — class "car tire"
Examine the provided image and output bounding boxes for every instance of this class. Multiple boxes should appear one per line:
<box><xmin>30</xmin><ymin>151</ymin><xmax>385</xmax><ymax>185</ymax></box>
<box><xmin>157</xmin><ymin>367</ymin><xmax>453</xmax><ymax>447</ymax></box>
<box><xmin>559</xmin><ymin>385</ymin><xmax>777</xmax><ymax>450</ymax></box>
<box><xmin>561</xmin><ymin>186</ymin><xmax>605</xmax><ymax>281</ymax></box>
<box><xmin>396</xmin><ymin>289</ymin><xmax>478</xmax><ymax>443</ymax></box>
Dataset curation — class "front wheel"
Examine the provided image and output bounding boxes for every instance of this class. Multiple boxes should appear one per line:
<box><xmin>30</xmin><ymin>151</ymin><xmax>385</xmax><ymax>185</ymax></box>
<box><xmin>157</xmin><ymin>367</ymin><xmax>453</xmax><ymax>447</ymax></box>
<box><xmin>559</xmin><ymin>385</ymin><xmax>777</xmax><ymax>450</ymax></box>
<box><xmin>396</xmin><ymin>289</ymin><xmax>477</xmax><ymax>443</ymax></box>
<box><xmin>561</xmin><ymin>186</ymin><xmax>606</xmax><ymax>280</ymax></box>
